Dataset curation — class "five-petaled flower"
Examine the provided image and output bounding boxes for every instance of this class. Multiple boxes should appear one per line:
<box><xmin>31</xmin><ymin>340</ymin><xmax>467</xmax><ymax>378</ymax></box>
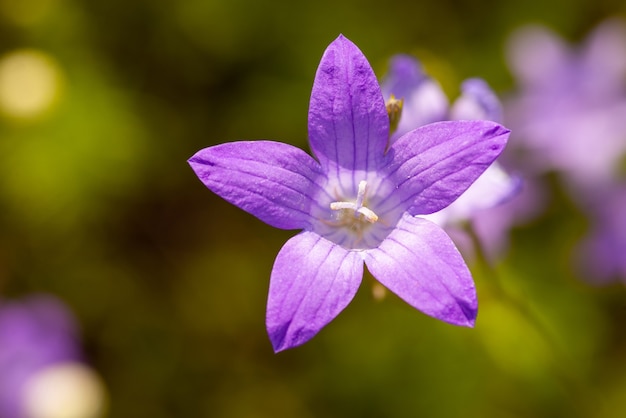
<box><xmin>189</xmin><ymin>35</ymin><xmax>510</xmax><ymax>352</ymax></box>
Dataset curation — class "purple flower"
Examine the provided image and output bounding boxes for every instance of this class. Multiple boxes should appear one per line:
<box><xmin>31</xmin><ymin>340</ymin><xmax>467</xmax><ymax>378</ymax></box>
<box><xmin>380</xmin><ymin>54</ymin><xmax>449</xmax><ymax>143</ymax></box>
<box><xmin>0</xmin><ymin>295</ymin><xmax>81</xmax><ymax>418</ymax></box>
<box><xmin>504</xmin><ymin>18</ymin><xmax>626</xmax><ymax>186</ymax></box>
<box><xmin>450</xmin><ymin>79</ymin><xmax>503</xmax><ymax>124</ymax></box>
<box><xmin>381</xmin><ymin>56</ymin><xmax>520</xmax><ymax>234</ymax></box>
<box><xmin>380</xmin><ymin>56</ymin><xmax>503</xmax><ymax>140</ymax></box>
<box><xmin>189</xmin><ymin>35</ymin><xmax>510</xmax><ymax>352</ymax></box>
<box><xmin>573</xmin><ymin>185</ymin><xmax>626</xmax><ymax>284</ymax></box>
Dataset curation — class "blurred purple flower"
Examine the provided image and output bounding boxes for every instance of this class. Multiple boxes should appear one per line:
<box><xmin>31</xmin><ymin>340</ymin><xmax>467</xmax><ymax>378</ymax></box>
<box><xmin>381</xmin><ymin>56</ymin><xmax>521</xmax><ymax>257</ymax></box>
<box><xmin>380</xmin><ymin>55</ymin><xmax>449</xmax><ymax>143</ymax></box>
<box><xmin>574</xmin><ymin>185</ymin><xmax>626</xmax><ymax>284</ymax></box>
<box><xmin>189</xmin><ymin>35</ymin><xmax>510</xmax><ymax>352</ymax></box>
<box><xmin>504</xmin><ymin>18</ymin><xmax>626</xmax><ymax>187</ymax></box>
<box><xmin>0</xmin><ymin>294</ymin><xmax>81</xmax><ymax>418</ymax></box>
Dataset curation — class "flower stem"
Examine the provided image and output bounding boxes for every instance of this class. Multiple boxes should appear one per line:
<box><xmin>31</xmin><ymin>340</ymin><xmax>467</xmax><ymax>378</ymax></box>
<box><xmin>465</xmin><ymin>222</ymin><xmax>605</xmax><ymax>417</ymax></box>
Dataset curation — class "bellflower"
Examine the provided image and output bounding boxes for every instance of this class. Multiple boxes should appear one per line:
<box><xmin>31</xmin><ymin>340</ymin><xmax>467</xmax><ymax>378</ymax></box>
<box><xmin>0</xmin><ymin>295</ymin><xmax>105</xmax><ymax>418</ymax></box>
<box><xmin>504</xmin><ymin>18</ymin><xmax>626</xmax><ymax>187</ymax></box>
<box><xmin>189</xmin><ymin>35</ymin><xmax>510</xmax><ymax>352</ymax></box>
<box><xmin>379</xmin><ymin>54</ymin><xmax>449</xmax><ymax>143</ymax></box>
<box><xmin>0</xmin><ymin>295</ymin><xmax>81</xmax><ymax>418</ymax></box>
<box><xmin>381</xmin><ymin>55</ymin><xmax>520</xmax><ymax>234</ymax></box>
<box><xmin>573</xmin><ymin>185</ymin><xmax>626</xmax><ymax>284</ymax></box>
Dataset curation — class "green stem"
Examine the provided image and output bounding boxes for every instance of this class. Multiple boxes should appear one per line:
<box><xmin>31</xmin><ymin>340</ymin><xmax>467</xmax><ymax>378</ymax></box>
<box><xmin>465</xmin><ymin>222</ymin><xmax>604</xmax><ymax>417</ymax></box>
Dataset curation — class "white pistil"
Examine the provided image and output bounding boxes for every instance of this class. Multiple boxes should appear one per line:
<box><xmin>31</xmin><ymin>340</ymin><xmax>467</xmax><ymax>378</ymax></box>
<box><xmin>330</xmin><ymin>180</ymin><xmax>379</xmax><ymax>223</ymax></box>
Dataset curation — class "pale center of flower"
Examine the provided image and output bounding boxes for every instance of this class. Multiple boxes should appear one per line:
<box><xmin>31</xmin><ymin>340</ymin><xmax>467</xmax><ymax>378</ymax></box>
<box><xmin>329</xmin><ymin>180</ymin><xmax>379</xmax><ymax>229</ymax></box>
<box><xmin>314</xmin><ymin>177</ymin><xmax>399</xmax><ymax>250</ymax></box>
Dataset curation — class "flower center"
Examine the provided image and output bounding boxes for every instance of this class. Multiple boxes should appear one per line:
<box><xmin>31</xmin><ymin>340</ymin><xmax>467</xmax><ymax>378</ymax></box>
<box><xmin>329</xmin><ymin>180</ymin><xmax>379</xmax><ymax>223</ymax></box>
<box><xmin>313</xmin><ymin>177</ymin><xmax>398</xmax><ymax>250</ymax></box>
<box><xmin>325</xmin><ymin>180</ymin><xmax>381</xmax><ymax>244</ymax></box>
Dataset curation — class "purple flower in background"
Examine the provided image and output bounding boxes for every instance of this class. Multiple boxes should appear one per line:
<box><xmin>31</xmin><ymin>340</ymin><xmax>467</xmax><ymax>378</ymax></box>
<box><xmin>574</xmin><ymin>185</ymin><xmax>626</xmax><ymax>284</ymax></box>
<box><xmin>380</xmin><ymin>54</ymin><xmax>449</xmax><ymax>143</ymax></box>
<box><xmin>381</xmin><ymin>56</ymin><xmax>520</xmax><ymax>255</ymax></box>
<box><xmin>0</xmin><ymin>295</ymin><xmax>81</xmax><ymax>418</ymax></box>
<box><xmin>380</xmin><ymin>56</ymin><xmax>504</xmax><ymax>141</ymax></box>
<box><xmin>504</xmin><ymin>18</ymin><xmax>626</xmax><ymax>187</ymax></box>
<box><xmin>189</xmin><ymin>35</ymin><xmax>509</xmax><ymax>352</ymax></box>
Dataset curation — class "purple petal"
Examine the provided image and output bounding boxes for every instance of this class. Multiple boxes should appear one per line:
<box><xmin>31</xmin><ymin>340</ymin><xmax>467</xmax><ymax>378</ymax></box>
<box><xmin>380</xmin><ymin>54</ymin><xmax>448</xmax><ymax>140</ymax></box>
<box><xmin>573</xmin><ymin>185</ymin><xmax>626</xmax><ymax>284</ymax></box>
<box><xmin>380</xmin><ymin>54</ymin><xmax>428</xmax><ymax>100</ymax></box>
<box><xmin>363</xmin><ymin>214</ymin><xmax>477</xmax><ymax>326</ymax></box>
<box><xmin>266</xmin><ymin>231</ymin><xmax>363</xmax><ymax>352</ymax></box>
<box><xmin>450</xmin><ymin>78</ymin><xmax>503</xmax><ymax>123</ymax></box>
<box><xmin>581</xmin><ymin>18</ymin><xmax>626</xmax><ymax>97</ymax></box>
<box><xmin>378</xmin><ymin>120</ymin><xmax>510</xmax><ymax>216</ymax></box>
<box><xmin>422</xmin><ymin>162</ymin><xmax>522</xmax><ymax>227</ymax></box>
<box><xmin>505</xmin><ymin>25</ymin><xmax>572</xmax><ymax>90</ymax></box>
<box><xmin>307</xmin><ymin>35</ymin><xmax>389</xmax><ymax>173</ymax></box>
<box><xmin>189</xmin><ymin>141</ymin><xmax>325</xmax><ymax>230</ymax></box>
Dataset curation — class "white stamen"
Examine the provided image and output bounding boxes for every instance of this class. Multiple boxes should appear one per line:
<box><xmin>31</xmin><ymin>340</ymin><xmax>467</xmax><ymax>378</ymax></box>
<box><xmin>357</xmin><ymin>206</ymin><xmax>379</xmax><ymax>223</ymax></box>
<box><xmin>330</xmin><ymin>202</ymin><xmax>355</xmax><ymax>211</ymax></box>
<box><xmin>329</xmin><ymin>180</ymin><xmax>379</xmax><ymax>223</ymax></box>
<box><xmin>354</xmin><ymin>180</ymin><xmax>367</xmax><ymax>208</ymax></box>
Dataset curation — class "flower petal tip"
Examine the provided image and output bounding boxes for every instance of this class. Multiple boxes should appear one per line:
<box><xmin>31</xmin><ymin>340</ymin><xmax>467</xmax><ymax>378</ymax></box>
<box><xmin>460</xmin><ymin>314</ymin><xmax>477</xmax><ymax>328</ymax></box>
<box><xmin>268</xmin><ymin>327</ymin><xmax>289</xmax><ymax>353</ymax></box>
<box><xmin>271</xmin><ymin>342</ymin><xmax>292</xmax><ymax>354</ymax></box>
<box><xmin>481</xmin><ymin>122</ymin><xmax>510</xmax><ymax>153</ymax></box>
<box><xmin>267</xmin><ymin>325</ymin><xmax>313</xmax><ymax>353</ymax></box>
<box><xmin>334</xmin><ymin>33</ymin><xmax>349</xmax><ymax>43</ymax></box>
<box><xmin>482</xmin><ymin>121</ymin><xmax>511</xmax><ymax>139</ymax></box>
<box><xmin>443</xmin><ymin>312</ymin><xmax>477</xmax><ymax>328</ymax></box>
<box><xmin>328</xmin><ymin>33</ymin><xmax>359</xmax><ymax>53</ymax></box>
<box><xmin>436</xmin><ymin>294</ymin><xmax>478</xmax><ymax>328</ymax></box>
<box><xmin>450</xmin><ymin>302</ymin><xmax>477</xmax><ymax>328</ymax></box>
<box><xmin>271</xmin><ymin>341</ymin><xmax>287</xmax><ymax>354</ymax></box>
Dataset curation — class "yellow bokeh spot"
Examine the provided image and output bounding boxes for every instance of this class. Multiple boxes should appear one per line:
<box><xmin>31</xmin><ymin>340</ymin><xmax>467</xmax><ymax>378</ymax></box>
<box><xmin>0</xmin><ymin>49</ymin><xmax>63</xmax><ymax>119</ymax></box>
<box><xmin>22</xmin><ymin>362</ymin><xmax>108</xmax><ymax>418</ymax></box>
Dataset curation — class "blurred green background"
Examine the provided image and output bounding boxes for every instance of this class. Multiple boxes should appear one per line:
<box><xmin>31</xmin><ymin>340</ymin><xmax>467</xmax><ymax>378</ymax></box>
<box><xmin>1</xmin><ymin>0</ymin><xmax>626</xmax><ymax>417</ymax></box>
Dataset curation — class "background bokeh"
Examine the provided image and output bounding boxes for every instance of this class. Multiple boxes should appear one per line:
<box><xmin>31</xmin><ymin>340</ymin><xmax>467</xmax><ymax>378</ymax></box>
<box><xmin>1</xmin><ymin>0</ymin><xmax>626</xmax><ymax>417</ymax></box>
